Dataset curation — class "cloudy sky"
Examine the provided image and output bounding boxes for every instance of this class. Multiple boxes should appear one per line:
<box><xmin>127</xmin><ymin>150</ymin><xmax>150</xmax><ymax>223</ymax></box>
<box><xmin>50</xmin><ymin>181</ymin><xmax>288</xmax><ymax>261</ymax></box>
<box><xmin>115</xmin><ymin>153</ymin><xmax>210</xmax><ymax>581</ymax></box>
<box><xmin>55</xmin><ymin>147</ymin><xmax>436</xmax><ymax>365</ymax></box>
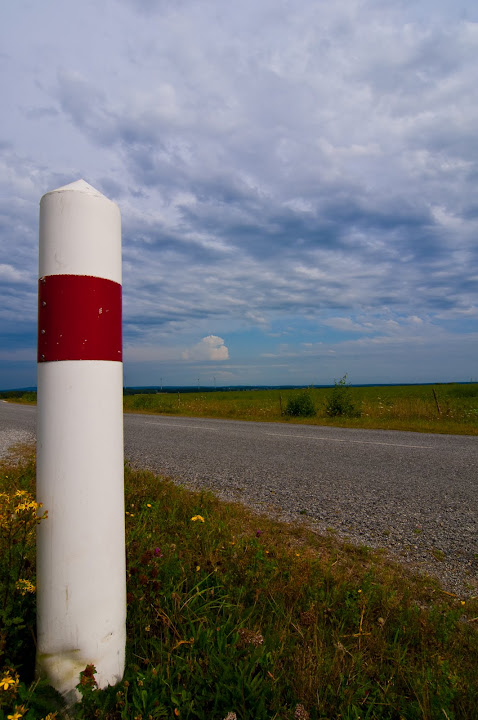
<box><xmin>1</xmin><ymin>0</ymin><xmax>478</xmax><ymax>389</ymax></box>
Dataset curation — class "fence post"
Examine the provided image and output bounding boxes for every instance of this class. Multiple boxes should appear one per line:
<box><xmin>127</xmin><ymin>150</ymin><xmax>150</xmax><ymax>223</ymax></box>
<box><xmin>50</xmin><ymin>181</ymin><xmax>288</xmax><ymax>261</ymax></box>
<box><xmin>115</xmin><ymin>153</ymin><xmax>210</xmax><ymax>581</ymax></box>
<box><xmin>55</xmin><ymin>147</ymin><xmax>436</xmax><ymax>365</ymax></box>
<box><xmin>36</xmin><ymin>179</ymin><xmax>126</xmax><ymax>703</ymax></box>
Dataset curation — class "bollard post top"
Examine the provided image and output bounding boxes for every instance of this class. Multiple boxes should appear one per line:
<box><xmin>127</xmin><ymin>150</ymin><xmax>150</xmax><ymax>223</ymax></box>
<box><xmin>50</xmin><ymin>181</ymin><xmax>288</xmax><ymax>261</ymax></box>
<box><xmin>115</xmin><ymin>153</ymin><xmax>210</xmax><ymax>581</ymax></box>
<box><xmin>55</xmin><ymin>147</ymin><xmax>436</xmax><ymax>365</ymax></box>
<box><xmin>41</xmin><ymin>179</ymin><xmax>114</xmax><ymax>202</ymax></box>
<box><xmin>39</xmin><ymin>178</ymin><xmax>121</xmax><ymax>283</ymax></box>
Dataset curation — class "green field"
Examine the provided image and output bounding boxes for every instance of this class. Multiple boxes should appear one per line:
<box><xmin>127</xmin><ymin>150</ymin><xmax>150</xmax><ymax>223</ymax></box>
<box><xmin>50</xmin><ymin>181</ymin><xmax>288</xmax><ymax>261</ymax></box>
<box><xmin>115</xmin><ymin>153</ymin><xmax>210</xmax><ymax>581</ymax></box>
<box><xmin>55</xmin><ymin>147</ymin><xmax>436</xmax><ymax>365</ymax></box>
<box><xmin>4</xmin><ymin>383</ymin><xmax>478</xmax><ymax>435</ymax></box>
<box><xmin>122</xmin><ymin>383</ymin><xmax>478</xmax><ymax>435</ymax></box>
<box><xmin>1</xmin><ymin>453</ymin><xmax>477</xmax><ymax>719</ymax></box>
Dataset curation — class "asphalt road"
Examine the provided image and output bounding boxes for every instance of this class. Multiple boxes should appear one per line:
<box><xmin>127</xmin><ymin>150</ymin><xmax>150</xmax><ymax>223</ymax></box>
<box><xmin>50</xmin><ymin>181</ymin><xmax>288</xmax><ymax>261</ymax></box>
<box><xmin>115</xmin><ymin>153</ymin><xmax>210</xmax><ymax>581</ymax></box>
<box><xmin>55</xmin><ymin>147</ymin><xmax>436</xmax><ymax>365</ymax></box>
<box><xmin>2</xmin><ymin>401</ymin><xmax>477</xmax><ymax>594</ymax></box>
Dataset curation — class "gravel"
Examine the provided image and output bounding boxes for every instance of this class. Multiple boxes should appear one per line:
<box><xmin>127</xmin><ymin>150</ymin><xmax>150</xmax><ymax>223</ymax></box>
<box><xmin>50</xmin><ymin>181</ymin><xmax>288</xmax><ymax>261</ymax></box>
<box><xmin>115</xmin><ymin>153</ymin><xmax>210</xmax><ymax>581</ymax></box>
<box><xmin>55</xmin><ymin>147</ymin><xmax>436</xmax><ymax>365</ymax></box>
<box><xmin>0</xmin><ymin>401</ymin><xmax>35</xmax><ymax>460</ymax></box>
<box><xmin>0</xmin><ymin>428</ymin><xmax>35</xmax><ymax>458</ymax></box>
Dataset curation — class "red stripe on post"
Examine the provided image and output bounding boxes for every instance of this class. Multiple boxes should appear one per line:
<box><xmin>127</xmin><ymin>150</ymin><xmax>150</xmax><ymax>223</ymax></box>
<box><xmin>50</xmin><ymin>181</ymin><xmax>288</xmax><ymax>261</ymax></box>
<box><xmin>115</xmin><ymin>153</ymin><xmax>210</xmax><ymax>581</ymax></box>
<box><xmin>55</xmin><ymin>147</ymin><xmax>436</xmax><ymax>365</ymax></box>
<box><xmin>38</xmin><ymin>275</ymin><xmax>122</xmax><ymax>362</ymax></box>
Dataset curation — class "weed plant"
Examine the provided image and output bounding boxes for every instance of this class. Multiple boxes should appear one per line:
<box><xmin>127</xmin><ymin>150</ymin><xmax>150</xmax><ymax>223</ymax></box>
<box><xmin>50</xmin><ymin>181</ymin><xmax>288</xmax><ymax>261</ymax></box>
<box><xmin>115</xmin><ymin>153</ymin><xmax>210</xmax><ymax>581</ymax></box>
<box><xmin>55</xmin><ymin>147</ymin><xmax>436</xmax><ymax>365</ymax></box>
<box><xmin>324</xmin><ymin>375</ymin><xmax>361</xmax><ymax>418</ymax></box>
<box><xmin>1</xmin><ymin>454</ymin><xmax>477</xmax><ymax>718</ymax></box>
<box><xmin>0</xmin><ymin>456</ymin><xmax>63</xmax><ymax>720</ymax></box>
<box><xmin>0</xmin><ymin>458</ymin><xmax>45</xmax><ymax>675</ymax></box>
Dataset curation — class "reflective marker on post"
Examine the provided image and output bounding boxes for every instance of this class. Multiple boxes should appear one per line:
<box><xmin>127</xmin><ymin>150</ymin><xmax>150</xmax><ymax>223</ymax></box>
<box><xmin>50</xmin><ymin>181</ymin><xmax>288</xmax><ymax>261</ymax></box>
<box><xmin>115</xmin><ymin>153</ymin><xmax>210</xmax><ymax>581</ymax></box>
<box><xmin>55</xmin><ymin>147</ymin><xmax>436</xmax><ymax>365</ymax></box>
<box><xmin>36</xmin><ymin>180</ymin><xmax>126</xmax><ymax>704</ymax></box>
<box><xmin>38</xmin><ymin>275</ymin><xmax>122</xmax><ymax>362</ymax></box>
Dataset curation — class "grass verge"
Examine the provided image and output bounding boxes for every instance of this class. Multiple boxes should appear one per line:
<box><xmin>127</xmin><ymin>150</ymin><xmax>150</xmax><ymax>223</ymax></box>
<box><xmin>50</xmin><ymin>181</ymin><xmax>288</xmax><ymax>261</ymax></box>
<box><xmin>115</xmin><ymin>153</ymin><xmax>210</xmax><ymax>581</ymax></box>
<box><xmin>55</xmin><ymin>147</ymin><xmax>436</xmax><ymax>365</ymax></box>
<box><xmin>125</xmin><ymin>383</ymin><xmax>478</xmax><ymax>435</ymax></box>
<box><xmin>1</xmin><ymin>454</ymin><xmax>477</xmax><ymax>719</ymax></box>
<box><xmin>3</xmin><ymin>383</ymin><xmax>478</xmax><ymax>435</ymax></box>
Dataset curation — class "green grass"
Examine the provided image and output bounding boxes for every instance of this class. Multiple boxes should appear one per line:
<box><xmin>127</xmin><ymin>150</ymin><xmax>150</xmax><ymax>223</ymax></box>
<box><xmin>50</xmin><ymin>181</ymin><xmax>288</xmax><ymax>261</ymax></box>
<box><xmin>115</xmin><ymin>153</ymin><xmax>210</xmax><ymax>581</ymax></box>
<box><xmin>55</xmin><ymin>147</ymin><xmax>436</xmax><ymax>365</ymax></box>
<box><xmin>1</xmin><ymin>452</ymin><xmax>477</xmax><ymax>719</ymax></box>
<box><xmin>4</xmin><ymin>383</ymin><xmax>478</xmax><ymax>434</ymax></box>
<box><xmin>122</xmin><ymin>383</ymin><xmax>478</xmax><ymax>435</ymax></box>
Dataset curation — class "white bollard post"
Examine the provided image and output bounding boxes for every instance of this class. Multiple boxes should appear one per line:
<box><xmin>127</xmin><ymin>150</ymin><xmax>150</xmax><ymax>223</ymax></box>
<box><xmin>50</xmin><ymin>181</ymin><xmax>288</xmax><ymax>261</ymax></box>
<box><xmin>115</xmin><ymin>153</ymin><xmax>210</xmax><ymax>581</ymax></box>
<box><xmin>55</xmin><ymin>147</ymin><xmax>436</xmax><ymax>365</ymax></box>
<box><xmin>36</xmin><ymin>180</ymin><xmax>126</xmax><ymax>704</ymax></box>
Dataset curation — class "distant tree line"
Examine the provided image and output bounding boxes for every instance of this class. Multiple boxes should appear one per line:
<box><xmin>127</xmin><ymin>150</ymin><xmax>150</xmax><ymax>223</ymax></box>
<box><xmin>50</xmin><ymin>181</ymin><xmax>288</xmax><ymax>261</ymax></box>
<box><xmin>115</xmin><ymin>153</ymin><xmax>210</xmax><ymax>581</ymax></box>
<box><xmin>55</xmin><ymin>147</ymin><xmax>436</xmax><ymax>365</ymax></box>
<box><xmin>0</xmin><ymin>390</ymin><xmax>37</xmax><ymax>401</ymax></box>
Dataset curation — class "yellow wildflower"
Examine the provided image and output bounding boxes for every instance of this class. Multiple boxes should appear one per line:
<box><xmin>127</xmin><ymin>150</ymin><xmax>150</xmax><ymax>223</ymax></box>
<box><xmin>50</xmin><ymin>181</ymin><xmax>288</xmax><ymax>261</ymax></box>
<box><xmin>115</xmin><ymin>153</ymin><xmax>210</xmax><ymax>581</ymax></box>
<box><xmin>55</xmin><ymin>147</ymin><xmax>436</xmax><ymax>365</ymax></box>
<box><xmin>1</xmin><ymin>674</ymin><xmax>17</xmax><ymax>691</ymax></box>
<box><xmin>14</xmin><ymin>493</ymin><xmax>39</xmax><ymax>513</ymax></box>
<box><xmin>16</xmin><ymin>579</ymin><xmax>36</xmax><ymax>595</ymax></box>
<box><xmin>191</xmin><ymin>515</ymin><xmax>205</xmax><ymax>523</ymax></box>
<box><xmin>8</xmin><ymin>707</ymin><xmax>26</xmax><ymax>720</ymax></box>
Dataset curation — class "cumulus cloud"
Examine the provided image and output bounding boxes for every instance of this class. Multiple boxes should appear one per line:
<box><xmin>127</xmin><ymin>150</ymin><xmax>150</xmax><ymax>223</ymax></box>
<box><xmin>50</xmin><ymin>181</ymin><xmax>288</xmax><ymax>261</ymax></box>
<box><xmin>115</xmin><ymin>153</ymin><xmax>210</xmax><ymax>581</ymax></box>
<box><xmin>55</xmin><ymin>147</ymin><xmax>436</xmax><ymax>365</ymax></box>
<box><xmin>182</xmin><ymin>336</ymin><xmax>229</xmax><ymax>362</ymax></box>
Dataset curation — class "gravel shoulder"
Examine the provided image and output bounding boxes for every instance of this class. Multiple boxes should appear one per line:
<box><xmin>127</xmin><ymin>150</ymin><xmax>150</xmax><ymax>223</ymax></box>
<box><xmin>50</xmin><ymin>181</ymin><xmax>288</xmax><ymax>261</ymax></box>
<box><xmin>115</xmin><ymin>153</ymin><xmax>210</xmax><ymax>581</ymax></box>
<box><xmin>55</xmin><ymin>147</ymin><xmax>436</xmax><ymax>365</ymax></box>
<box><xmin>0</xmin><ymin>401</ymin><xmax>36</xmax><ymax>460</ymax></box>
